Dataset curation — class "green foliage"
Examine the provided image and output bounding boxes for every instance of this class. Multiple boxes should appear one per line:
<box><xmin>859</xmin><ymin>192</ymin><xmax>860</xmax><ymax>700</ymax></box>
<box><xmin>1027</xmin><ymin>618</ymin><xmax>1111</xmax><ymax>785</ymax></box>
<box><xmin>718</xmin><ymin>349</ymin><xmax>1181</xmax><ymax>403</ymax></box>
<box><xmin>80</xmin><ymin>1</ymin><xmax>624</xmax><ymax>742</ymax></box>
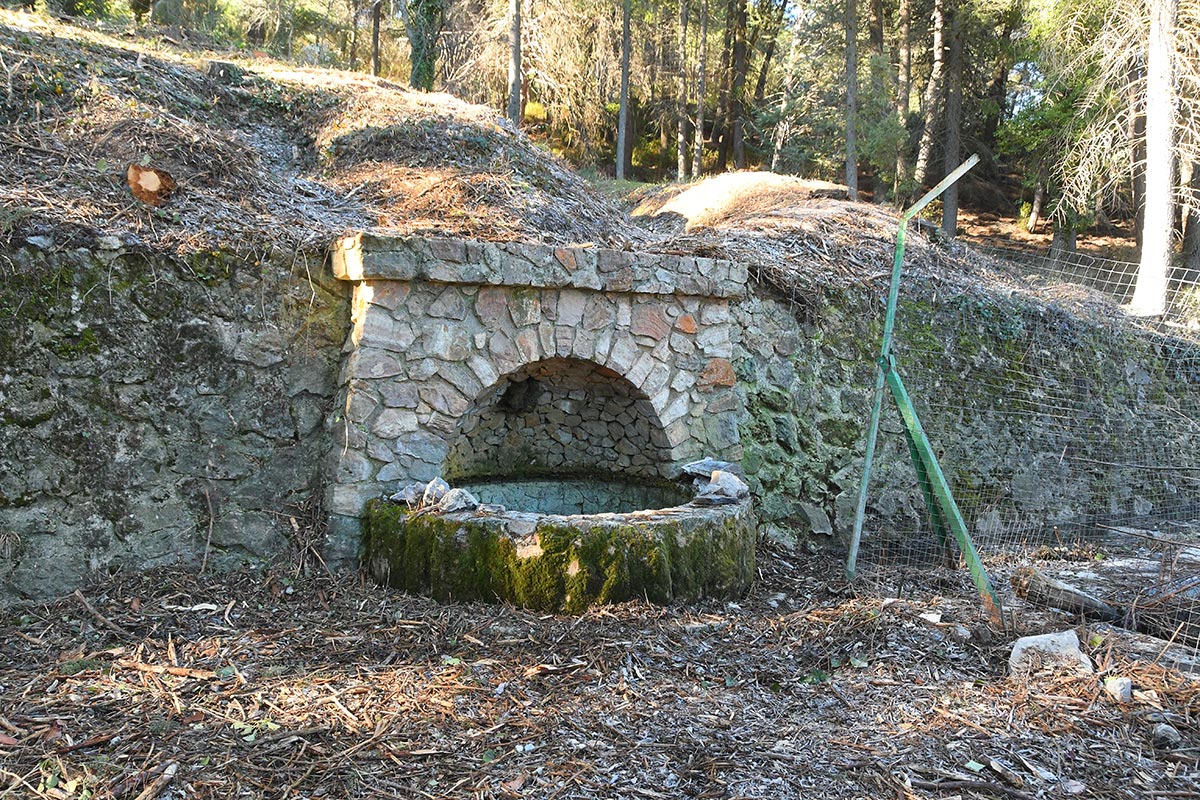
<box><xmin>50</xmin><ymin>0</ymin><xmax>108</xmax><ymax>17</ymax></box>
<box><xmin>149</xmin><ymin>0</ymin><xmax>228</xmax><ymax>32</ymax></box>
<box><xmin>405</xmin><ymin>0</ymin><xmax>446</xmax><ymax>90</ymax></box>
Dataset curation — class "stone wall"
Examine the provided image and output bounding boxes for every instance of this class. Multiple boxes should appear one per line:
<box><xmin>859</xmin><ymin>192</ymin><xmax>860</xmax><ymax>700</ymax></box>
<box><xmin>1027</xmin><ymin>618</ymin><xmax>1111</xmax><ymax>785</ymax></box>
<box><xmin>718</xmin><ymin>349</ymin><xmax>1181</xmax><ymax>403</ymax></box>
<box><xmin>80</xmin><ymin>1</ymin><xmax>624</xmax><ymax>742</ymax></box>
<box><xmin>6</xmin><ymin>228</ymin><xmax>1197</xmax><ymax>601</ymax></box>
<box><xmin>733</xmin><ymin>279</ymin><xmax>1200</xmax><ymax>548</ymax></box>
<box><xmin>446</xmin><ymin>358</ymin><xmax>671</xmax><ymax>480</ymax></box>
<box><xmin>0</xmin><ymin>236</ymin><xmax>348</xmax><ymax>601</ymax></box>
<box><xmin>325</xmin><ymin>235</ymin><xmax>748</xmax><ymax>557</ymax></box>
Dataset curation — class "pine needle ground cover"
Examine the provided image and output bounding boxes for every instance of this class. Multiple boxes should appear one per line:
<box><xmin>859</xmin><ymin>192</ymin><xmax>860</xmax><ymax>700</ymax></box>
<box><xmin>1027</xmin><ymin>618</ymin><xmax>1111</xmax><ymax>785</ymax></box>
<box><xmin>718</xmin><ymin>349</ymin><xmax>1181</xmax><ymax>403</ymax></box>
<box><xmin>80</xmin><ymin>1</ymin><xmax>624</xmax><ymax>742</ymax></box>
<box><xmin>1</xmin><ymin>543</ymin><xmax>1197</xmax><ymax>799</ymax></box>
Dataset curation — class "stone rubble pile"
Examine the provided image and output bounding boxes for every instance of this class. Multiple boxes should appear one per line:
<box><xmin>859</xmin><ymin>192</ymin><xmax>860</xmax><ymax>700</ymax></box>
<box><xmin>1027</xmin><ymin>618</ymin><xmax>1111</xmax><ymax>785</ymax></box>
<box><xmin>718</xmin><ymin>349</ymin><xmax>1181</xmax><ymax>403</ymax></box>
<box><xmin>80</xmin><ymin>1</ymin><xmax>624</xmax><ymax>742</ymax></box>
<box><xmin>390</xmin><ymin>478</ymin><xmax>485</xmax><ymax>513</ymax></box>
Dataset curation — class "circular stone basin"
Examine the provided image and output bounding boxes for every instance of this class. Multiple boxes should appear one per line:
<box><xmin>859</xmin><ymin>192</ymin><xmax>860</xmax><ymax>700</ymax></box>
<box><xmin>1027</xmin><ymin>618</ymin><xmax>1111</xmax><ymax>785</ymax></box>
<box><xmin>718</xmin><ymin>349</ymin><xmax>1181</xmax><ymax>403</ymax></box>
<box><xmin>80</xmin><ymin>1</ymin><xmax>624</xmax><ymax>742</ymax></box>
<box><xmin>363</xmin><ymin>477</ymin><xmax>755</xmax><ymax>613</ymax></box>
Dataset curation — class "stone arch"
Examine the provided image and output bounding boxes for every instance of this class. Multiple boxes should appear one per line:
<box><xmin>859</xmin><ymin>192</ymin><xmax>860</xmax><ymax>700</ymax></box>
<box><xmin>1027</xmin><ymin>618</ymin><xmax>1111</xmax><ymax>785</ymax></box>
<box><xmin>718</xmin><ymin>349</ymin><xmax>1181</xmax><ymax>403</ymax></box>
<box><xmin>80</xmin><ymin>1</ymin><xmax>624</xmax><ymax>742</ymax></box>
<box><xmin>442</xmin><ymin>357</ymin><xmax>673</xmax><ymax>481</ymax></box>
<box><xmin>326</xmin><ymin>234</ymin><xmax>749</xmax><ymax>535</ymax></box>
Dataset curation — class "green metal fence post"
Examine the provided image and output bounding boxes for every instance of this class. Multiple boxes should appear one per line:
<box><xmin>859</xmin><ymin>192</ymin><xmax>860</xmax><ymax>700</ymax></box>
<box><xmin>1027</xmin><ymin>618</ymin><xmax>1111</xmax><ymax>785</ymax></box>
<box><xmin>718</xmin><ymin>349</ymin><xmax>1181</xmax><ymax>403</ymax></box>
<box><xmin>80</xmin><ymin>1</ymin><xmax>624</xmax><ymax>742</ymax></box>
<box><xmin>884</xmin><ymin>360</ymin><xmax>1004</xmax><ymax>623</ymax></box>
<box><xmin>846</xmin><ymin>154</ymin><xmax>981</xmax><ymax>582</ymax></box>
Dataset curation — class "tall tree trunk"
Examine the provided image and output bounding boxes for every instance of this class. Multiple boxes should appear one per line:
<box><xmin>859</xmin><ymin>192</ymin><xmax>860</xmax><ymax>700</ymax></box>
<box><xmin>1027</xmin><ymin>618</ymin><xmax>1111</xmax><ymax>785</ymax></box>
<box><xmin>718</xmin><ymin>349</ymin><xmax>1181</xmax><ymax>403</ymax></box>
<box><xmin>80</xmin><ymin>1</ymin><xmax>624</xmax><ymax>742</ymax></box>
<box><xmin>1051</xmin><ymin>209</ymin><xmax>1078</xmax><ymax>260</ymax></box>
<box><xmin>752</xmin><ymin>0</ymin><xmax>785</xmax><ymax>106</ymax></box>
<box><xmin>1130</xmin><ymin>0</ymin><xmax>1177</xmax><ymax>315</ymax></box>
<box><xmin>771</xmin><ymin>21</ymin><xmax>800</xmax><ymax>172</ymax></box>
<box><xmin>506</xmin><ymin>0</ymin><xmax>522</xmax><ymax>123</ymax></box>
<box><xmin>730</xmin><ymin>0</ymin><xmax>749</xmax><ymax>168</ymax></box>
<box><xmin>716</xmin><ymin>0</ymin><xmax>735</xmax><ymax>170</ymax></box>
<box><xmin>1130</xmin><ymin>64</ymin><xmax>1148</xmax><ymax>251</ymax></box>
<box><xmin>1027</xmin><ymin>180</ymin><xmax>1045</xmax><ymax>232</ymax></box>
<box><xmin>1183</xmin><ymin>163</ymin><xmax>1200</xmax><ymax>276</ymax></box>
<box><xmin>349</xmin><ymin>0</ymin><xmax>361</xmax><ymax>71</ymax></box>
<box><xmin>844</xmin><ymin>0</ymin><xmax>859</xmax><ymax>199</ymax></box>
<box><xmin>371</xmin><ymin>0</ymin><xmax>382</xmax><ymax>76</ymax></box>
<box><xmin>677</xmin><ymin>0</ymin><xmax>690</xmax><ymax>178</ymax></box>
<box><xmin>654</xmin><ymin>11</ymin><xmax>670</xmax><ymax>175</ymax></box>
<box><xmin>913</xmin><ymin>0</ymin><xmax>945</xmax><ymax>187</ymax></box>
<box><xmin>940</xmin><ymin>9</ymin><xmax>962</xmax><ymax>238</ymax></box>
<box><xmin>869</xmin><ymin>0</ymin><xmax>886</xmax><ymax>203</ymax></box>
<box><xmin>617</xmin><ymin>0</ymin><xmax>632</xmax><ymax>180</ymax></box>
<box><xmin>979</xmin><ymin>6</ymin><xmax>1017</xmax><ymax>152</ymax></box>
<box><xmin>403</xmin><ymin>0</ymin><xmax>444</xmax><ymax>90</ymax></box>
<box><xmin>894</xmin><ymin>0</ymin><xmax>910</xmax><ymax>203</ymax></box>
<box><xmin>692</xmin><ymin>0</ymin><xmax>708</xmax><ymax>176</ymax></box>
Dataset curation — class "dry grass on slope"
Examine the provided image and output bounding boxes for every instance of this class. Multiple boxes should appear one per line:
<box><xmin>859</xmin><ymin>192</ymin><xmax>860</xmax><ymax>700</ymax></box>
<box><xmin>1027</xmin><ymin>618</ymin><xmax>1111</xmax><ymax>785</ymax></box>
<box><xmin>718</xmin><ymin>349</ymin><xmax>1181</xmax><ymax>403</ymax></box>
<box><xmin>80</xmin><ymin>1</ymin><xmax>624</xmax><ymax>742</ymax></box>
<box><xmin>0</xmin><ymin>11</ymin><xmax>638</xmax><ymax>256</ymax></box>
<box><xmin>632</xmin><ymin>172</ymin><xmax>1012</xmax><ymax>293</ymax></box>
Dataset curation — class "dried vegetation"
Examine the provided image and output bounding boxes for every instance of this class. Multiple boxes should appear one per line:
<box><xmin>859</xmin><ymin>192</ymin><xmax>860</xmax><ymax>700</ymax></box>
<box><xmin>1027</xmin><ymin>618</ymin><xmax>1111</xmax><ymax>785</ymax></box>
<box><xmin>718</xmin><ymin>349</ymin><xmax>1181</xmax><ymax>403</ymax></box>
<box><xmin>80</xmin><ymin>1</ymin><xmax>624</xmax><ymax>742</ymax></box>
<box><xmin>0</xmin><ymin>11</ymin><xmax>639</xmax><ymax>255</ymax></box>
<box><xmin>1</xmin><ymin>544</ymin><xmax>1197</xmax><ymax>799</ymax></box>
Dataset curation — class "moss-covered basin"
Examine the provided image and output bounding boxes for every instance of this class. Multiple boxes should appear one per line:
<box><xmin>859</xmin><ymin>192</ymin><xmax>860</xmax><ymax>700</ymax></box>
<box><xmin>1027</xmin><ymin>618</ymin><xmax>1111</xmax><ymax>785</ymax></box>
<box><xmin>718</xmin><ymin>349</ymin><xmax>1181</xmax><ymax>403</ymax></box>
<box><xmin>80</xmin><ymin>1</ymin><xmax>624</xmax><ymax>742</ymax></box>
<box><xmin>364</xmin><ymin>498</ymin><xmax>756</xmax><ymax>612</ymax></box>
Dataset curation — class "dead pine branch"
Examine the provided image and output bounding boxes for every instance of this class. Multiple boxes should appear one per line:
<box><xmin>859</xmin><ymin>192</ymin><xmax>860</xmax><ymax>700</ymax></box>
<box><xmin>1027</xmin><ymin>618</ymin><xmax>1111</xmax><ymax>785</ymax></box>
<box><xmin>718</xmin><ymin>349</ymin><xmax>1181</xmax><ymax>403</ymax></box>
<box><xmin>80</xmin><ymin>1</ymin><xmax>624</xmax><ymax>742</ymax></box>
<box><xmin>132</xmin><ymin>761</ymin><xmax>178</xmax><ymax>800</ymax></box>
<box><xmin>908</xmin><ymin>778</ymin><xmax>1036</xmax><ymax>800</ymax></box>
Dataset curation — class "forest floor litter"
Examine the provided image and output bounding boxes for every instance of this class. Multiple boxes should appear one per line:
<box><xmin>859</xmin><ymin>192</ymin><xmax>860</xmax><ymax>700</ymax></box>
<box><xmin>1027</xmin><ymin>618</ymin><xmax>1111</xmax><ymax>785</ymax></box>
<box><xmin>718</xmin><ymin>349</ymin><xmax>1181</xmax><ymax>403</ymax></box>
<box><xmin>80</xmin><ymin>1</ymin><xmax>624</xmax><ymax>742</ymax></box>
<box><xmin>2</xmin><ymin>541</ymin><xmax>1197</xmax><ymax>799</ymax></box>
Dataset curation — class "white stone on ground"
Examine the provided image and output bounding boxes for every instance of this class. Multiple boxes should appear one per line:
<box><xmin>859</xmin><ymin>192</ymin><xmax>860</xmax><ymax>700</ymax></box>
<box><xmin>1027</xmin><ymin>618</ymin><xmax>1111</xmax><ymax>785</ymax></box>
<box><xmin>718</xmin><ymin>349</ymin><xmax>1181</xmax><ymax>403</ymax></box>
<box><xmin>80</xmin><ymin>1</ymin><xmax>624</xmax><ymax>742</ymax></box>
<box><xmin>421</xmin><ymin>477</ymin><xmax>450</xmax><ymax>509</ymax></box>
<box><xmin>1009</xmin><ymin>629</ymin><xmax>1093</xmax><ymax>675</ymax></box>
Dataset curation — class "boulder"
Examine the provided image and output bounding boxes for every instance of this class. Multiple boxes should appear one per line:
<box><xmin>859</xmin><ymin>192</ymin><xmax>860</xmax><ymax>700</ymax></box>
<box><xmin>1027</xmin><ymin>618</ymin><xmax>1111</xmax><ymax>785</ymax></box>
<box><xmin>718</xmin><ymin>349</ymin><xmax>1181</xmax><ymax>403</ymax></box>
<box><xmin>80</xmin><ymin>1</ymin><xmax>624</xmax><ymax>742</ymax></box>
<box><xmin>695</xmin><ymin>470</ymin><xmax>750</xmax><ymax>506</ymax></box>
<box><xmin>389</xmin><ymin>481</ymin><xmax>427</xmax><ymax>508</ymax></box>
<box><xmin>436</xmin><ymin>488</ymin><xmax>479</xmax><ymax>513</ymax></box>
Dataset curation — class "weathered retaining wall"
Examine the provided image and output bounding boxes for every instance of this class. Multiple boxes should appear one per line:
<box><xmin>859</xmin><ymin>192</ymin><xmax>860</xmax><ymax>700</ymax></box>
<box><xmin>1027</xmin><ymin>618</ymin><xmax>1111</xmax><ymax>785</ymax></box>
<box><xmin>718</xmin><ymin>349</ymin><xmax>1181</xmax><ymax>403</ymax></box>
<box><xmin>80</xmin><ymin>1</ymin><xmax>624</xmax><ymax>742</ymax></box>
<box><xmin>0</xmin><ymin>235</ymin><xmax>348</xmax><ymax>601</ymax></box>
<box><xmin>734</xmin><ymin>278</ymin><xmax>1200</xmax><ymax>547</ymax></box>
<box><xmin>4</xmin><ymin>229</ymin><xmax>1197</xmax><ymax>602</ymax></box>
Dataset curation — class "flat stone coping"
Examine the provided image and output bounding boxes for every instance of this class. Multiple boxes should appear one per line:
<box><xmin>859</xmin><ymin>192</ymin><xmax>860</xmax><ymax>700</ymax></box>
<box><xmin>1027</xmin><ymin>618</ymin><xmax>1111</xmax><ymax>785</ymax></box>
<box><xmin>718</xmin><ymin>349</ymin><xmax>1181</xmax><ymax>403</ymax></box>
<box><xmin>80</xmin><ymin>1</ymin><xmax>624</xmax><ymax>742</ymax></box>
<box><xmin>331</xmin><ymin>234</ymin><xmax>748</xmax><ymax>299</ymax></box>
<box><xmin>443</xmin><ymin>498</ymin><xmax>751</xmax><ymax>537</ymax></box>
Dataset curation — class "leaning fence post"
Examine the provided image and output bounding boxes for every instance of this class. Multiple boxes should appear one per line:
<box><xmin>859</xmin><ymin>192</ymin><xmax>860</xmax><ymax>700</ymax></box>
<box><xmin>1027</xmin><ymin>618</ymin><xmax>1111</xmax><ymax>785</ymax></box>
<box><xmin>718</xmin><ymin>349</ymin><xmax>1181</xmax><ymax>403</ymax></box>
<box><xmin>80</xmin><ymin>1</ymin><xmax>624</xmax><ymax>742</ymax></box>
<box><xmin>846</xmin><ymin>155</ymin><xmax>981</xmax><ymax>582</ymax></box>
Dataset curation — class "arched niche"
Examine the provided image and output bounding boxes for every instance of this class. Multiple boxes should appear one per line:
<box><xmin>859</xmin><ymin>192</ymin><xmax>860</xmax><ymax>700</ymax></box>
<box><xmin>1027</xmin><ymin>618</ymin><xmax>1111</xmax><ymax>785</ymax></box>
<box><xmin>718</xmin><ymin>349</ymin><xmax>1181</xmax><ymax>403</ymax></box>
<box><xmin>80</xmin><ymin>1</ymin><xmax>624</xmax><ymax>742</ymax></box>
<box><xmin>443</xmin><ymin>357</ymin><xmax>673</xmax><ymax>482</ymax></box>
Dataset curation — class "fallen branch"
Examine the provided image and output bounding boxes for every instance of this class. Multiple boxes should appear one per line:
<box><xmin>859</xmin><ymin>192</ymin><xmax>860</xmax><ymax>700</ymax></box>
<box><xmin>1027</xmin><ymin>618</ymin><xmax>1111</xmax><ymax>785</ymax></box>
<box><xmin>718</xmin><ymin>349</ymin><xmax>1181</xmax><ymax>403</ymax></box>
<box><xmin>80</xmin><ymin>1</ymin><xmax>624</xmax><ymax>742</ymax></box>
<box><xmin>73</xmin><ymin>590</ymin><xmax>134</xmax><ymax>638</ymax></box>
<box><xmin>1011</xmin><ymin>567</ymin><xmax>1121</xmax><ymax>620</ymax></box>
<box><xmin>115</xmin><ymin>659</ymin><xmax>215</xmax><ymax>680</ymax></box>
<box><xmin>132</xmin><ymin>761</ymin><xmax>177</xmax><ymax>800</ymax></box>
<box><xmin>909</xmin><ymin>778</ymin><xmax>1036</xmax><ymax>799</ymax></box>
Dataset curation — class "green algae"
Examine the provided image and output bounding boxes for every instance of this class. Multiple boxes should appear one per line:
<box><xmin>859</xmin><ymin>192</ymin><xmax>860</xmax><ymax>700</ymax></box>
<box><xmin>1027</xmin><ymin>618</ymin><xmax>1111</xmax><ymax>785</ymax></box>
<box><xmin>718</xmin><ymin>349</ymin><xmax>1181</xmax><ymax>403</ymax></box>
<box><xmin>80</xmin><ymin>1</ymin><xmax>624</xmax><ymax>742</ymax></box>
<box><xmin>363</xmin><ymin>499</ymin><xmax>755</xmax><ymax>612</ymax></box>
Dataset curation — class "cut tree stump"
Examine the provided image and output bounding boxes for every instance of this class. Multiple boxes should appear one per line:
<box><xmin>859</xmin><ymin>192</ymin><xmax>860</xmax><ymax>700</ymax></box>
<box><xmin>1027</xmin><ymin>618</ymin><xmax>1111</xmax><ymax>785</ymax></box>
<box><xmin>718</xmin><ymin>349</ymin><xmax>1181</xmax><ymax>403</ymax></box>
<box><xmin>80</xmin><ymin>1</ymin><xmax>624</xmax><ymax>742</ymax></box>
<box><xmin>127</xmin><ymin>163</ymin><xmax>177</xmax><ymax>206</ymax></box>
<box><xmin>207</xmin><ymin>60</ymin><xmax>244</xmax><ymax>84</ymax></box>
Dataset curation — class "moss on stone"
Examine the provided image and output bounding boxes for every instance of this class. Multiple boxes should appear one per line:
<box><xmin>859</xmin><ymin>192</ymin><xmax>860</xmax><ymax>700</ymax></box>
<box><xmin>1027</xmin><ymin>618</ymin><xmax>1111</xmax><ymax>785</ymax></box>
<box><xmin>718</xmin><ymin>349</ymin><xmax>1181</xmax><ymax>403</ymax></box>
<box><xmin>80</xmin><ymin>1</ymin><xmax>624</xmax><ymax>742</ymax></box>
<box><xmin>363</xmin><ymin>499</ymin><xmax>755</xmax><ymax>611</ymax></box>
<box><xmin>50</xmin><ymin>326</ymin><xmax>100</xmax><ymax>359</ymax></box>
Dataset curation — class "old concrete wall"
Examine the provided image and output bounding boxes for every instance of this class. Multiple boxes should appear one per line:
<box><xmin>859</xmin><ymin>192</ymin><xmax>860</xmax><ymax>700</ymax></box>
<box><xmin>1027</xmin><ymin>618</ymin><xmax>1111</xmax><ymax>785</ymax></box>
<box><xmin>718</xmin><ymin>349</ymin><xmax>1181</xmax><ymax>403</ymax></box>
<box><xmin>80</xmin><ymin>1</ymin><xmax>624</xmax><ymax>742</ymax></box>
<box><xmin>0</xmin><ymin>236</ymin><xmax>348</xmax><ymax>601</ymax></box>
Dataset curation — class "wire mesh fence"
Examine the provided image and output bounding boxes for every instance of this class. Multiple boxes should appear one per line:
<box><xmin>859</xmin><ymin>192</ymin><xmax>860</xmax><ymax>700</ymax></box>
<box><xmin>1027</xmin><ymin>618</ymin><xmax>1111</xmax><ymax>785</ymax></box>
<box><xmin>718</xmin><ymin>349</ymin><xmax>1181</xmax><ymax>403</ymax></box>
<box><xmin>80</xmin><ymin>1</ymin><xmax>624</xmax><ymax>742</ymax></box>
<box><xmin>848</xmin><ymin>242</ymin><xmax>1200</xmax><ymax>658</ymax></box>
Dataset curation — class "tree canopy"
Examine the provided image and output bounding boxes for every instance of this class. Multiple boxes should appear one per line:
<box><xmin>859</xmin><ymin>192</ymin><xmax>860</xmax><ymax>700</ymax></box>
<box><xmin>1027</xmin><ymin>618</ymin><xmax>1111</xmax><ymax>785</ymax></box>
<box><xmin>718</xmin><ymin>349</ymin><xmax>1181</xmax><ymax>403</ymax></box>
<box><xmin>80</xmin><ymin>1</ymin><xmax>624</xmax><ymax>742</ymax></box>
<box><xmin>29</xmin><ymin>0</ymin><xmax>1200</xmax><ymax>309</ymax></box>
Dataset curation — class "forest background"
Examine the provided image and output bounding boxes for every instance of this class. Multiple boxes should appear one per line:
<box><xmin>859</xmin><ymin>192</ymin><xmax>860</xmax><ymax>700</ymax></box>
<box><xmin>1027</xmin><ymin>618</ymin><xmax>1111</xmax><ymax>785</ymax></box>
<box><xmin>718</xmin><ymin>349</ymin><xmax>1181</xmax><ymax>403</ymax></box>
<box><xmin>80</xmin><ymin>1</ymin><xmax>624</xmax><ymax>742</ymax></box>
<box><xmin>20</xmin><ymin>0</ymin><xmax>1200</xmax><ymax>313</ymax></box>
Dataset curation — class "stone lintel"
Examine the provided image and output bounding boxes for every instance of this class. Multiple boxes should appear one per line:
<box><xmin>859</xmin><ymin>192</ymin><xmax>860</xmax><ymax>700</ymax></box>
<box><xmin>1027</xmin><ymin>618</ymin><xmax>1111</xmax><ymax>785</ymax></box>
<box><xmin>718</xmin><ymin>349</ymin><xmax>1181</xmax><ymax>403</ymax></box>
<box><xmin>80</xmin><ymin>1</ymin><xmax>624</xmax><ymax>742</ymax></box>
<box><xmin>330</xmin><ymin>233</ymin><xmax>747</xmax><ymax>300</ymax></box>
